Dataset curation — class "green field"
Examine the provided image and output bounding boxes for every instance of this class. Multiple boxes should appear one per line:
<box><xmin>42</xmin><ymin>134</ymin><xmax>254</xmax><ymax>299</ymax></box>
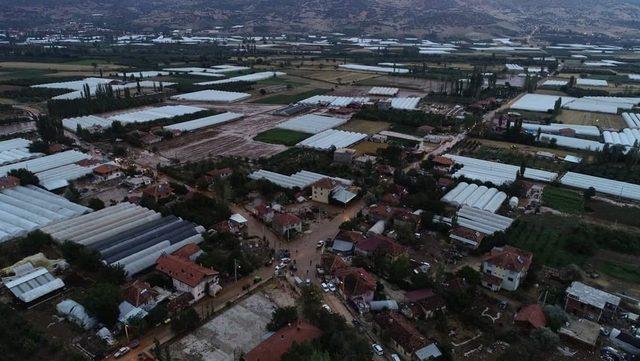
<box><xmin>506</xmin><ymin>214</ymin><xmax>640</xmax><ymax>269</ymax></box>
<box><xmin>253</xmin><ymin>128</ymin><xmax>312</xmax><ymax>146</ymax></box>
<box><xmin>253</xmin><ymin>88</ymin><xmax>329</xmax><ymax>104</ymax></box>
<box><xmin>257</xmin><ymin>77</ymin><xmax>307</xmax><ymax>88</ymax></box>
<box><xmin>599</xmin><ymin>262</ymin><xmax>640</xmax><ymax>284</ymax></box>
<box><xmin>542</xmin><ymin>186</ymin><xmax>584</xmax><ymax>214</ymax></box>
<box><xmin>338</xmin><ymin>119</ymin><xmax>390</xmax><ymax>135</ymax></box>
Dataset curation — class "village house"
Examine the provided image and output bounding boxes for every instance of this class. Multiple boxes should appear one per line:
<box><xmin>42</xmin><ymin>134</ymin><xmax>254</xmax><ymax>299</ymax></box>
<box><xmin>514</xmin><ymin>304</ymin><xmax>547</xmax><ymax>329</ymax></box>
<box><xmin>272</xmin><ymin>213</ymin><xmax>302</xmax><ymax>237</ymax></box>
<box><xmin>142</xmin><ymin>182</ymin><xmax>174</xmax><ymax>203</ymax></box>
<box><xmin>335</xmin><ymin>267</ymin><xmax>377</xmax><ymax>307</ymax></box>
<box><xmin>252</xmin><ymin>203</ymin><xmax>275</xmax><ymax>223</ymax></box>
<box><xmin>564</xmin><ymin>281</ymin><xmax>621</xmax><ymax>322</ymax></box>
<box><xmin>402</xmin><ymin>289</ymin><xmax>446</xmax><ymax>320</ymax></box>
<box><xmin>431</xmin><ymin>156</ymin><xmax>455</xmax><ymax>173</ymax></box>
<box><xmin>373</xmin><ymin>311</ymin><xmax>428</xmax><ymax>360</ymax></box>
<box><xmin>449</xmin><ymin>226</ymin><xmax>486</xmax><ymax>249</ymax></box>
<box><xmin>311</xmin><ymin>178</ymin><xmax>357</xmax><ymax>205</ymax></box>
<box><xmin>204</xmin><ymin>167</ymin><xmax>233</xmax><ymax>183</ymax></box>
<box><xmin>481</xmin><ymin>246</ymin><xmax>533</xmax><ymax>291</ymax></box>
<box><xmin>92</xmin><ymin>163</ymin><xmax>123</xmax><ymax>182</ymax></box>
<box><xmin>355</xmin><ymin>234</ymin><xmax>408</xmax><ymax>261</ymax></box>
<box><xmin>333</xmin><ymin>148</ymin><xmax>357</xmax><ymax>165</ymax></box>
<box><xmin>122</xmin><ymin>280</ymin><xmax>158</xmax><ymax>311</ymax></box>
<box><xmin>156</xmin><ymin>247</ymin><xmax>220</xmax><ymax>303</ymax></box>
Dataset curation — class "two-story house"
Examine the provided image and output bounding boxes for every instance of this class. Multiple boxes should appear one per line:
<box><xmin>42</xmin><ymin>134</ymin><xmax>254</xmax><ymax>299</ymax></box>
<box><xmin>156</xmin><ymin>249</ymin><xmax>220</xmax><ymax>303</ymax></box>
<box><xmin>481</xmin><ymin>246</ymin><xmax>533</xmax><ymax>291</ymax></box>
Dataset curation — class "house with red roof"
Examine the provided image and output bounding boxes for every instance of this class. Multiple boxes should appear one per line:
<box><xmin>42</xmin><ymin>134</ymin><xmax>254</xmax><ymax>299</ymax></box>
<box><xmin>0</xmin><ymin>175</ymin><xmax>19</xmax><ymax>190</ymax></box>
<box><xmin>204</xmin><ymin>167</ymin><xmax>233</xmax><ymax>184</ymax></box>
<box><xmin>272</xmin><ymin>213</ymin><xmax>302</xmax><ymax>237</ymax></box>
<box><xmin>481</xmin><ymin>246</ymin><xmax>533</xmax><ymax>291</ymax></box>
<box><xmin>244</xmin><ymin>321</ymin><xmax>322</xmax><ymax>361</ymax></box>
<box><xmin>449</xmin><ymin>226</ymin><xmax>486</xmax><ymax>249</ymax></box>
<box><xmin>355</xmin><ymin>234</ymin><xmax>408</xmax><ymax>260</ymax></box>
<box><xmin>335</xmin><ymin>267</ymin><xmax>377</xmax><ymax>306</ymax></box>
<box><xmin>142</xmin><ymin>183</ymin><xmax>174</xmax><ymax>203</ymax></box>
<box><xmin>374</xmin><ymin>311</ymin><xmax>428</xmax><ymax>360</ymax></box>
<box><xmin>122</xmin><ymin>280</ymin><xmax>158</xmax><ymax>310</ymax></box>
<box><xmin>402</xmin><ymin>289</ymin><xmax>446</xmax><ymax>319</ymax></box>
<box><xmin>92</xmin><ymin>163</ymin><xmax>123</xmax><ymax>182</ymax></box>
<box><xmin>432</xmin><ymin>156</ymin><xmax>455</xmax><ymax>173</ymax></box>
<box><xmin>514</xmin><ymin>304</ymin><xmax>547</xmax><ymax>329</ymax></box>
<box><xmin>156</xmin><ymin>250</ymin><xmax>220</xmax><ymax>302</ymax></box>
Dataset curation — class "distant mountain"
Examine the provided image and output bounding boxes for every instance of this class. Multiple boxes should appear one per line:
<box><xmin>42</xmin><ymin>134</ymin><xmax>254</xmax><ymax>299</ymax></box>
<box><xmin>1</xmin><ymin>0</ymin><xmax>639</xmax><ymax>39</ymax></box>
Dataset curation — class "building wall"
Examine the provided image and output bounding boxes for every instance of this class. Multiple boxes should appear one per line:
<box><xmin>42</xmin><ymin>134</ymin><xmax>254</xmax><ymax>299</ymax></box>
<box><xmin>312</xmin><ymin>186</ymin><xmax>331</xmax><ymax>204</ymax></box>
<box><xmin>172</xmin><ymin>276</ymin><xmax>218</xmax><ymax>302</ymax></box>
<box><xmin>482</xmin><ymin>262</ymin><xmax>525</xmax><ymax>291</ymax></box>
<box><xmin>564</xmin><ymin>297</ymin><xmax>603</xmax><ymax>322</ymax></box>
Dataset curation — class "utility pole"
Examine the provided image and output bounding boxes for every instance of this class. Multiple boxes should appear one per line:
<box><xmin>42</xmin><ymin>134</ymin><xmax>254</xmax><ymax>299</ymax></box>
<box><xmin>234</xmin><ymin>259</ymin><xmax>238</xmax><ymax>283</ymax></box>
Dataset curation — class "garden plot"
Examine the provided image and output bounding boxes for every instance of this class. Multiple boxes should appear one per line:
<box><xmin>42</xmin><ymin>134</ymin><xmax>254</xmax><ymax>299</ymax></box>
<box><xmin>170</xmin><ymin>293</ymin><xmax>277</xmax><ymax>361</ymax></box>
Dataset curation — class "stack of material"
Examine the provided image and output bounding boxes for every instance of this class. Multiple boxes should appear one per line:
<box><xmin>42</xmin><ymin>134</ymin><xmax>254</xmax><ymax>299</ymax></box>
<box><xmin>0</xmin><ymin>185</ymin><xmax>91</xmax><ymax>243</ymax></box>
<box><xmin>560</xmin><ymin>172</ymin><xmax>640</xmax><ymax>201</ymax></box>
<box><xmin>41</xmin><ymin>203</ymin><xmax>204</xmax><ymax>276</ymax></box>
<box><xmin>455</xmin><ymin>206</ymin><xmax>514</xmax><ymax>235</ymax></box>
<box><xmin>441</xmin><ymin>182</ymin><xmax>507</xmax><ymax>213</ymax></box>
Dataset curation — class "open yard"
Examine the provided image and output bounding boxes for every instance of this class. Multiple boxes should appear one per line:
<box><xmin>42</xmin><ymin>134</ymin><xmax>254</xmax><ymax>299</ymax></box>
<box><xmin>253</xmin><ymin>128</ymin><xmax>311</xmax><ymax>146</ymax></box>
<box><xmin>555</xmin><ymin>109</ymin><xmax>625</xmax><ymax>129</ymax></box>
<box><xmin>338</xmin><ymin>119</ymin><xmax>390</xmax><ymax>134</ymax></box>
<box><xmin>156</xmin><ymin>103</ymin><xmax>288</xmax><ymax>160</ymax></box>
<box><xmin>542</xmin><ymin>186</ymin><xmax>584</xmax><ymax>214</ymax></box>
<box><xmin>351</xmin><ymin>140</ymin><xmax>388</xmax><ymax>155</ymax></box>
<box><xmin>170</xmin><ymin>293</ymin><xmax>277</xmax><ymax>361</ymax></box>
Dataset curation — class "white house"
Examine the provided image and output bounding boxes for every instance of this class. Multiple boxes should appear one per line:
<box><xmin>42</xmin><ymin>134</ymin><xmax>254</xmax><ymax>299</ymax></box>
<box><xmin>481</xmin><ymin>246</ymin><xmax>533</xmax><ymax>291</ymax></box>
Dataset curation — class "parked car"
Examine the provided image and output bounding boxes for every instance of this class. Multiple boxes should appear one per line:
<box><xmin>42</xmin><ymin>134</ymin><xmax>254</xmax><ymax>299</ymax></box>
<box><xmin>305</xmin><ymin>278</ymin><xmax>311</xmax><ymax>286</ymax></box>
<box><xmin>322</xmin><ymin>304</ymin><xmax>332</xmax><ymax>313</ymax></box>
<box><xmin>114</xmin><ymin>347</ymin><xmax>131</xmax><ymax>358</ymax></box>
<box><xmin>316</xmin><ymin>240</ymin><xmax>325</xmax><ymax>248</ymax></box>
<box><xmin>391</xmin><ymin>354</ymin><xmax>401</xmax><ymax>361</ymax></box>
<box><xmin>321</xmin><ymin>283</ymin><xmax>330</xmax><ymax>292</ymax></box>
<box><xmin>328</xmin><ymin>282</ymin><xmax>336</xmax><ymax>292</ymax></box>
<box><xmin>129</xmin><ymin>339</ymin><xmax>140</xmax><ymax>349</ymax></box>
<box><xmin>371</xmin><ymin>344</ymin><xmax>384</xmax><ymax>356</ymax></box>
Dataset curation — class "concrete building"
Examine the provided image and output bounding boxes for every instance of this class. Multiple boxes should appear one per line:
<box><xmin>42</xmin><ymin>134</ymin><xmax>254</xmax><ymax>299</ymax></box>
<box><xmin>272</xmin><ymin>213</ymin><xmax>302</xmax><ymax>237</ymax></box>
<box><xmin>156</xmin><ymin>252</ymin><xmax>220</xmax><ymax>302</ymax></box>
<box><xmin>481</xmin><ymin>246</ymin><xmax>532</xmax><ymax>291</ymax></box>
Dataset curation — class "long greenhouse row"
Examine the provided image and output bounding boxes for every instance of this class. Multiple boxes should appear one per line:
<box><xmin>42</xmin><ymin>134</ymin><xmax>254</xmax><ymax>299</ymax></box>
<box><xmin>445</xmin><ymin>154</ymin><xmax>558</xmax><ymax>185</ymax></box>
<box><xmin>455</xmin><ymin>205</ymin><xmax>514</xmax><ymax>235</ymax></box>
<box><xmin>560</xmin><ymin>172</ymin><xmax>640</xmax><ymax>201</ymax></box>
<box><xmin>249</xmin><ymin>169</ymin><xmax>352</xmax><ymax>189</ymax></box>
<box><xmin>441</xmin><ymin>182</ymin><xmax>507</xmax><ymax>213</ymax></box>
<box><xmin>296</xmin><ymin>129</ymin><xmax>367</xmax><ymax>150</ymax></box>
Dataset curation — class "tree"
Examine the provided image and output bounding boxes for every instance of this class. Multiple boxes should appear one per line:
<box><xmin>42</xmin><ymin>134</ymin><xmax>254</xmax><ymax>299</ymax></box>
<box><xmin>34</xmin><ymin>115</ymin><xmax>63</xmax><ymax>143</ymax></box>
<box><xmin>553</xmin><ymin>97</ymin><xmax>562</xmax><ymax>115</ymax></box>
<box><xmin>88</xmin><ymin>198</ymin><xmax>105</xmax><ymax>210</ymax></box>
<box><xmin>8</xmin><ymin>168</ymin><xmax>39</xmax><ymax>186</ymax></box>
<box><xmin>583</xmin><ymin>186</ymin><xmax>596</xmax><ymax>201</ymax></box>
<box><xmin>543</xmin><ymin>305</ymin><xmax>568</xmax><ymax>332</ymax></box>
<box><xmin>456</xmin><ymin>265</ymin><xmax>481</xmax><ymax>286</ymax></box>
<box><xmin>171</xmin><ymin>307</ymin><xmax>200</xmax><ymax>334</ymax></box>
<box><xmin>82</xmin><ymin>283</ymin><xmax>122</xmax><ymax>327</ymax></box>
<box><xmin>298</xmin><ymin>285</ymin><xmax>323</xmax><ymax>320</ymax></box>
<box><xmin>529</xmin><ymin>327</ymin><xmax>559</xmax><ymax>350</ymax></box>
<box><xmin>266</xmin><ymin>306</ymin><xmax>298</xmax><ymax>331</ymax></box>
<box><xmin>388</xmin><ymin>256</ymin><xmax>412</xmax><ymax>285</ymax></box>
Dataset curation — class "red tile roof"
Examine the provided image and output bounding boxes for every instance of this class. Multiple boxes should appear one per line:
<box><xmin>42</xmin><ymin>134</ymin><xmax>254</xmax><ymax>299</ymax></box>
<box><xmin>432</xmin><ymin>156</ymin><xmax>454</xmax><ymax>166</ymax></box>
<box><xmin>312</xmin><ymin>177</ymin><xmax>340</xmax><ymax>190</ymax></box>
<box><xmin>156</xmin><ymin>254</ymin><xmax>218</xmax><ymax>288</ymax></box>
<box><xmin>437</xmin><ymin>178</ymin><xmax>455</xmax><ymax>187</ymax></box>
<box><xmin>356</xmin><ymin>234</ymin><xmax>407</xmax><ymax>257</ymax></box>
<box><xmin>122</xmin><ymin>280</ymin><xmax>157</xmax><ymax>308</ymax></box>
<box><xmin>451</xmin><ymin>227</ymin><xmax>485</xmax><ymax>243</ymax></box>
<box><xmin>336</xmin><ymin>267</ymin><xmax>376</xmax><ymax>299</ymax></box>
<box><xmin>143</xmin><ymin>183</ymin><xmax>174</xmax><ymax>199</ymax></box>
<box><xmin>374</xmin><ymin>311</ymin><xmax>427</xmax><ymax>353</ymax></box>
<box><xmin>172</xmin><ymin>244</ymin><xmax>202</xmax><ymax>260</ymax></box>
<box><xmin>93</xmin><ymin>163</ymin><xmax>120</xmax><ymax>175</ymax></box>
<box><xmin>0</xmin><ymin>175</ymin><xmax>20</xmax><ymax>189</ymax></box>
<box><xmin>483</xmin><ymin>246</ymin><xmax>533</xmax><ymax>273</ymax></box>
<box><xmin>514</xmin><ymin>304</ymin><xmax>547</xmax><ymax>328</ymax></box>
<box><xmin>273</xmin><ymin>213</ymin><xmax>302</xmax><ymax>227</ymax></box>
<box><xmin>206</xmin><ymin>167</ymin><xmax>233</xmax><ymax>178</ymax></box>
<box><xmin>482</xmin><ymin>273</ymin><xmax>503</xmax><ymax>286</ymax></box>
<box><xmin>404</xmin><ymin>289</ymin><xmax>435</xmax><ymax>303</ymax></box>
<box><xmin>322</xmin><ymin>253</ymin><xmax>349</xmax><ymax>274</ymax></box>
<box><xmin>244</xmin><ymin>321</ymin><xmax>322</xmax><ymax>361</ymax></box>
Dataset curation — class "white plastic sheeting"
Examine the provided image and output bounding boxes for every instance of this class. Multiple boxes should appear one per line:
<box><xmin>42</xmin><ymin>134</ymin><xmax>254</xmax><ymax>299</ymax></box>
<box><xmin>391</xmin><ymin>97</ymin><xmax>421</xmax><ymax>110</ymax></box>
<box><xmin>297</xmin><ymin>129</ymin><xmax>367</xmax><ymax>150</ymax></box>
<box><xmin>455</xmin><ymin>206</ymin><xmax>514</xmax><ymax>235</ymax></box>
<box><xmin>541</xmin><ymin>80</ymin><xmax>568</xmax><ymax>87</ymax></box>
<box><xmin>36</xmin><ymin>164</ymin><xmax>96</xmax><ymax>191</ymax></box>
<box><xmin>248</xmin><ymin>169</ymin><xmax>352</xmax><ymax>189</ymax></box>
<box><xmin>339</xmin><ymin>64</ymin><xmax>409</xmax><ymax>73</ymax></box>
<box><xmin>603</xmin><ymin>129</ymin><xmax>640</xmax><ymax>147</ymax></box>
<box><xmin>298</xmin><ymin>95</ymin><xmax>370</xmax><ymax>107</ymax></box>
<box><xmin>510</xmin><ymin>94</ymin><xmax>575</xmax><ymax>112</ymax></box>
<box><xmin>62</xmin><ymin>115</ymin><xmax>112</xmax><ymax>132</ymax></box>
<box><xmin>57</xmin><ymin>299</ymin><xmax>97</xmax><ymax>330</ymax></box>
<box><xmin>164</xmin><ymin>112</ymin><xmax>244</xmax><ymax>132</ymax></box>
<box><xmin>0</xmin><ymin>138</ymin><xmax>41</xmax><ymax>166</ymax></box>
<box><xmin>32</xmin><ymin>77</ymin><xmax>113</xmax><ymax>91</ymax></box>
<box><xmin>560</xmin><ymin>172</ymin><xmax>640</xmax><ymax>201</ymax></box>
<box><xmin>622</xmin><ymin>113</ymin><xmax>640</xmax><ymax>129</ymax></box>
<box><xmin>368</xmin><ymin>87</ymin><xmax>399</xmax><ymax>96</ymax></box>
<box><xmin>445</xmin><ymin>154</ymin><xmax>558</xmax><ymax>185</ymax></box>
<box><xmin>576</xmin><ymin>79</ymin><xmax>608</xmax><ymax>87</ymax></box>
<box><xmin>120</xmin><ymin>234</ymin><xmax>203</xmax><ymax>276</ymax></box>
<box><xmin>3</xmin><ymin>266</ymin><xmax>65</xmax><ymax>303</ymax></box>
<box><xmin>539</xmin><ymin>134</ymin><xmax>605</xmax><ymax>151</ymax></box>
<box><xmin>0</xmin><ymin>150</ymin><xmax>90</xmax><ymax>177</ymax></box>
<box><xmin>276</xmin><ymin>114</ymin><xmax>347</xmax><ymax>134</ymax></box>
<box><xmin>0</xmin><ymin>185</ymin><xmax>91</xmax><ymax>243</ymax></box>
<box><xmin>521</xmin><ymin>123</ymin><xmax>600</xmax><ymax>137</ymax></box>
<box><xmin>441</xmin><ymin>182</ymin><xmax>507</xmax><ymax>213</ymax></box>
<box><xmin>170</xmin><ymin>90</ymin><xmax>250</xmax><ymax>102</ymax></box>
<box><xmin>108</xmin><ymin>105</ymin><xmax>206</xmax><ymax>124</ymax></box>
<box><xmin>196</xmin><ymin>71</ymin><xmax>285</xmax><ymax>85</ymax></box>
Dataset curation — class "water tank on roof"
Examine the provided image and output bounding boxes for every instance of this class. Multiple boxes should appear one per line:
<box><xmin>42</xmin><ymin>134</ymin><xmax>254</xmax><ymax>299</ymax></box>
<box><xmin>509</xmin><ymin>196</ymin><xmax>519</xmax><ymax>209</ymax></box>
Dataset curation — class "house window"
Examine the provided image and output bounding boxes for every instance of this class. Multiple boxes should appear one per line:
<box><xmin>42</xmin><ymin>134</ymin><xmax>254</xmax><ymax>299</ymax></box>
<box><xmin>507</xmin><ymin>277</ymin><xmax>514</xmax><ymax>282</ymax></box>
<box><xmin>485</xmin><ymin>270</ymin><xmax>492</xmax><ymax>274</ymax></box>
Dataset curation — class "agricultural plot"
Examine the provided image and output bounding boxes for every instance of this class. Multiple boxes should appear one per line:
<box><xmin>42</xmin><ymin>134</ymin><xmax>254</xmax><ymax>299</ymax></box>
<box><xmin>555</xmin><ymin>109</ymin><xmax>625</xmax><ymax>129</ymax></box>
<box><xmin>351</xmin><ymin>141</ymin><xmax>388</xmax><ymax>155</ymax></box>
<box><xmin>289</xmin><ymin>69</ymin><xmax>380</xmax><ymax>84</ymax></box>
<box><xmin>542</xmin><ymin>186</ymin><xmax>584</xmax><ymax>213</ymax></box>
<box><xmin>599</xmin><ymin>262</ymin><xmax>640</xmax><ymax>284</ymax></box>
<box><xmin>0</xmin><ymin>61</ymin><xmax>123</xmax><ymax>71</ymax></box>
<box><xmin>253</xmin><ymin>128</ymin><xmax>312</xmax><ymax>146</ymax></box>
<box><xmin>254</xmin><ymin>88</ymin><xmax>329</xmax><ymax>105</ymax></box>
<box><xmin>338</xmin><ymin>119</ymin><xmax>391</xmax><ymax>134</ymax></box>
